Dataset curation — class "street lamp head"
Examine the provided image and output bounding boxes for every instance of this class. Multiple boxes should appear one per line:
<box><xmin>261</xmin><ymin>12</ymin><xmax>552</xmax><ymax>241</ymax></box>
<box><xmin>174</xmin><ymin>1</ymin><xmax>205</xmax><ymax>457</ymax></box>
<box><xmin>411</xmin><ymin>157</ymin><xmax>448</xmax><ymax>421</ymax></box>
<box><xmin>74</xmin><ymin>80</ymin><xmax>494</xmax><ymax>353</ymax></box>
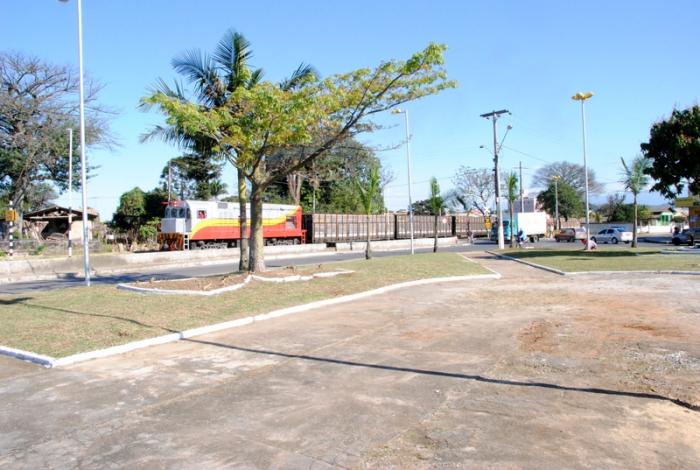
<box><xmin>506</xmin><ymin>124</ymin><xmax>513</xmax><ymax>130</ymax></box>
<box><xmin>572</xmin><ymin>91</ymin><xmax>594</xmax><ymax>101</ymax></box>
<box><xmin>391</xmin><ymin>108</ymin><xmax>403</xmax><ymax>115</ymax></box>
<box><xmin>479</xmin><ymin>145</ymin><xmax>485</xmax><ymax>149</ymax></box>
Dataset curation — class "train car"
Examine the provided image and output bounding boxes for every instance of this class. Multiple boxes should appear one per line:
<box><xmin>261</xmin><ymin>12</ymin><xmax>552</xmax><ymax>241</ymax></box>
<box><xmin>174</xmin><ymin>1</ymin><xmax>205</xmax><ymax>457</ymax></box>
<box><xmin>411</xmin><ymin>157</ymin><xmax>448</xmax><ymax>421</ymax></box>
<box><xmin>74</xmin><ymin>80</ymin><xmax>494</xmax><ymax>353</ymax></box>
<box><xmin>158</xmin><ymin>200</ymin><xmax>303</xmax><ymax>250</ymax></box>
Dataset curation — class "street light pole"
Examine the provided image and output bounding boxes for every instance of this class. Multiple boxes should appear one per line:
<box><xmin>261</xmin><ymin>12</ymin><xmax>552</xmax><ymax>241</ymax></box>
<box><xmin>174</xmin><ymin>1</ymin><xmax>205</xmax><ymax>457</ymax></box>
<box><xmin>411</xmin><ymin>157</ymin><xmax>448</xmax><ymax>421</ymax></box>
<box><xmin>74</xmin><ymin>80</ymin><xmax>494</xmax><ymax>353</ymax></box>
<box><xmin>67</xmin><ymin>128</ymin><xmax>73</xmax><ymax>258</ymax></box>
<box><xmin>480</xmin><ymin>109</ymin><xmax>510</xmax><ymax>250</ymax></box>
<box><xmin>392</xmin><ymin>108</ymin><xmax>415</xmax><ymax>254</ymax></box>
<box><xmin>572</xmin><ymin>92</ymin><xmax>593</xmax><ymax>251</ymax></box>
<box><xmin>552</xmin><ymin>175</ymin><xmax>560</xmax><ymax>231</ymax></box>
<box><xmin>61</xmin><ymin>0</ymin><xmax>91</xmax><ymax>284</ymax></box>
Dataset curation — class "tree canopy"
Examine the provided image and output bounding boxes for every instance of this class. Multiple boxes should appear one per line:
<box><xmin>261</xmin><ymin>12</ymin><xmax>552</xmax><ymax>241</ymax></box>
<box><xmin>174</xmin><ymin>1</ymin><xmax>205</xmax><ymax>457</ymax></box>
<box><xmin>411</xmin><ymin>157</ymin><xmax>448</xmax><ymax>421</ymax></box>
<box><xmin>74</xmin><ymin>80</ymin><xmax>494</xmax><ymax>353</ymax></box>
<box><xmin>143</xmin><ymin>39</ymin><xmax>456</xmax><ymax>271</ymax></box>
<box><xmin>641</xmin><ymin>105</ymin><xmax>700</xmax><ymax>198</ymax></box>
<box><xmin>451</xmin><ymin>166</ymin><xmax>494</xmax><ymax>216</ymax></box>
<box><xmin>537</xmin><ymin>180</ymin><xmax>584</xmax><ymax>221</ymax></box>
<box><xmin>532</xmin><ymin>161</ymin><xmax>604</xmax><ymax>196</ymax></box>
<box><xmin>160</xmin><ymin>155</ymin><xmax>227</xmax><ymax>200</ymax></box>
<box><xmin>0</xmin><ymin>52</ymin><xmax>111</xmax><ymax>215</ymax></box>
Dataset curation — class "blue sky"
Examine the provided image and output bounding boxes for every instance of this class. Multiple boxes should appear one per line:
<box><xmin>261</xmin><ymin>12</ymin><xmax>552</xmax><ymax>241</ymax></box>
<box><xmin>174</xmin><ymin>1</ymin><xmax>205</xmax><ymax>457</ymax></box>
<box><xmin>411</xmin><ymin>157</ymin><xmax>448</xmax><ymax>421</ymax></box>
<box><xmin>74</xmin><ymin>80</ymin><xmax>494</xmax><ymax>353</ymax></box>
<box><xmin>2</xmin><ymin>1</ymin><xmax>699</xmax><ymax>219</ymax></box>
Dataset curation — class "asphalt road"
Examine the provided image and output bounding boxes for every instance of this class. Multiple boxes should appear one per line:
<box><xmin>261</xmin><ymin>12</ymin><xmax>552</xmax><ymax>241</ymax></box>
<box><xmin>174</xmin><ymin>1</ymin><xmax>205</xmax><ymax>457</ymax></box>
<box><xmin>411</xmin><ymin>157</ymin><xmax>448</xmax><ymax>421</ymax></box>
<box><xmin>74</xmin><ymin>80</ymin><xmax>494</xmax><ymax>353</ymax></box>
<box><xmin>0</xmin><ymin>238</ymin><xmax>661</xmax><ymax>294</ymax></box>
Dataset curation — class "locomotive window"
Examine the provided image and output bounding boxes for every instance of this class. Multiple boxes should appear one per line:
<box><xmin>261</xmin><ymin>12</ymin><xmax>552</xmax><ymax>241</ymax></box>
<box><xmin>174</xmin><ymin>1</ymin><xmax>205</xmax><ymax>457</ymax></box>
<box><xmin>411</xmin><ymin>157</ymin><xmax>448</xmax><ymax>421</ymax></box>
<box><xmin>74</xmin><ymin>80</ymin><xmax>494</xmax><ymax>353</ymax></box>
<box><xmin>164</xmin><ymin>207</ymin><xmax>173</xmax><ymax>218</ymax></box>
<box><xmin>286</xmin><ymin>216</ymin><xmax>296</xmax><ymax>228</ymax></box>
<box><xmin>198</xmin><ymin>210</ymin><xmax>207</xmax><ymax>219</ymax></box>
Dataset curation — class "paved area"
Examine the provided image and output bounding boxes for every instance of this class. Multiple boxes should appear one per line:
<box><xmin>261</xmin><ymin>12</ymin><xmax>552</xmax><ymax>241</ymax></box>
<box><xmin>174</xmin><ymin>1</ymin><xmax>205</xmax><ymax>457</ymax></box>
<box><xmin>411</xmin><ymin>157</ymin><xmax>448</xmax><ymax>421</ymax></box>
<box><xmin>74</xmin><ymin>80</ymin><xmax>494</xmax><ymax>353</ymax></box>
<box><xmin>1</xmin><ymin>254</ymin><xmax>699</xmax><ymax>468</ymax></box>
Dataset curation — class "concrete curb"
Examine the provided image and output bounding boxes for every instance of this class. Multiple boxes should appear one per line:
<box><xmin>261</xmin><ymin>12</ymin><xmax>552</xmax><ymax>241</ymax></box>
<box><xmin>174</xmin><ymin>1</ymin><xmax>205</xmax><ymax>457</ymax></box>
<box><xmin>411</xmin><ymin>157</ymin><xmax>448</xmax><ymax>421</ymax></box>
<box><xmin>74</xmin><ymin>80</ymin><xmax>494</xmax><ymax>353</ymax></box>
<box><xmin>487</xmin><ymin>251</ymin><xmax>700</xmax><ymax>277</ymax></box>
<box><xmin>0</xmin><ymin>272</ymin><xmax>501</xmax><ymax>368</ymax></box>
<box><xmin>116</xmin><ymin>275</ymin><xmax>253</xmax><ymax>296</ymax></box>
<box><xmin>486</xmin><ymin>251</ymin><xmax>567</xmax><ymax>275</ymax></box>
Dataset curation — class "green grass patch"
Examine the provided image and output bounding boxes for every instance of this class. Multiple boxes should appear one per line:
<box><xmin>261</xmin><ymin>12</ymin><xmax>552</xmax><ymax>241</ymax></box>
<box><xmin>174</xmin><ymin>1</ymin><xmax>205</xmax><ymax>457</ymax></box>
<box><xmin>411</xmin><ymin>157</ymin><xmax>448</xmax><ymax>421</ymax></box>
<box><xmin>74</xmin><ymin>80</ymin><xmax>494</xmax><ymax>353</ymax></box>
<box><xmin>500</xmin><ymin>246</ymin><xmax>700</xmax><ymax>273</ymax></box>
<box><xmin>0</xmin><ymin>252</ymin><xmax>488</xmax><ymax>358</ymax></box>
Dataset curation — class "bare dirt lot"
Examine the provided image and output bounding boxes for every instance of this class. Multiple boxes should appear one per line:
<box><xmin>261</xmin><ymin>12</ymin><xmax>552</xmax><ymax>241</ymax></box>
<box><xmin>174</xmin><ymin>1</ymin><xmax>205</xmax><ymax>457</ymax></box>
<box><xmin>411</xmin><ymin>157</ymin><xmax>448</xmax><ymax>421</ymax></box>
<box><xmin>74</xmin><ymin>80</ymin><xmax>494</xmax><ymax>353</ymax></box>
<box><xmin>1</xmin><ymin>253</ymin><xmax>698</xmax><ymax>469</ymax></box>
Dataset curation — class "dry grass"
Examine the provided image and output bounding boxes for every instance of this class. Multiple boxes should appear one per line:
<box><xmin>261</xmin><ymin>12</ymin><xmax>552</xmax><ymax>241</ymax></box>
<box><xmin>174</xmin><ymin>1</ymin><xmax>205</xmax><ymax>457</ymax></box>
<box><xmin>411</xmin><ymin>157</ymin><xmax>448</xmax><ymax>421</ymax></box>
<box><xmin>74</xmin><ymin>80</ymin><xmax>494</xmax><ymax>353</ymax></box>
<box><xmin>0</xmin><ymin>253</ymin><xmax>488</xmax><ymax>357</ymax></box>
<box><xmin>501</xmin><ymin>247</ymin><xmax>700</xmax><ymax>272</ymax></box>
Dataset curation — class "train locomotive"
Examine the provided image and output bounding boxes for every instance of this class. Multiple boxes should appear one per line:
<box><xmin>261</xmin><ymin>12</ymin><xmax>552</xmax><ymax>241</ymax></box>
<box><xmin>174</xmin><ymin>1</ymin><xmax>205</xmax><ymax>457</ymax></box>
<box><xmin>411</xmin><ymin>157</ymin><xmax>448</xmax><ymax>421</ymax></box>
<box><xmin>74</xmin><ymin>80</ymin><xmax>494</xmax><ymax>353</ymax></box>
<box><xmin>158</xmin><ymin>200</ymin><xmax>304</xmax><ymax>250</ymax></box>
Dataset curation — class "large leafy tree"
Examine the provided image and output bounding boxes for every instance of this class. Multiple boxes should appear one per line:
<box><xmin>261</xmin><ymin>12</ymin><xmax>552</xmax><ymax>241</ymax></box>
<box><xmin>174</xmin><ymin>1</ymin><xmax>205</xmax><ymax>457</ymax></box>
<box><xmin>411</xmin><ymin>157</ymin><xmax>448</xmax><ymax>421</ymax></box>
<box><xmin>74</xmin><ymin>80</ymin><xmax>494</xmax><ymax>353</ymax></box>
<box><xmin>144</xmin><ymin>41</ymin><xmax>456</xmax><ymax>272</ymax></box>
<box><xmin>451</xmin><ymin>166</ymin><xmax>494</xmax><ymax>216</ymax></box>
<box><xmin>537</xmin><ymin>181</ymin><xmax>584</xmax><ymax>223</ymax></box>
<box><xmin>641</xmin><ymin>105</ymin><xmax>700</xmax><ymax>198</ymax></box>
<box><xmin>0</xmin><ymin>52</ymin><xmax>111</xmax><ymax>227</ymax></box>
<box><xmin>532</xmin><ymin>161</ymin><xmax>604</xmax><ymax>196</ymax></box>
<box><xmin>141</xmin><ymin>30</ymin><xmax>267</xmax><ymax>271</ymax></box>
<box><xmin>620</xmin><ymin>155</ymin><xmax>651</xmax><ymax>247</ymax></box>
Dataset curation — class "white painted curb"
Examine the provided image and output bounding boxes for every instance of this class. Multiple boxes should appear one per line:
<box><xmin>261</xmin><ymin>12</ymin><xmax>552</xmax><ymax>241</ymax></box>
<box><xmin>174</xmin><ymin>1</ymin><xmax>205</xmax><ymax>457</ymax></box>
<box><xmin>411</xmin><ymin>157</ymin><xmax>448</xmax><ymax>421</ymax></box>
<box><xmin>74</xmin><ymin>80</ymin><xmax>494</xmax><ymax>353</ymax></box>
<box><xmin>487</xmin><ymin>251</ymin><xmax>700</xmax><ymax>277</ymax></box>
<box><xmin>487</xmin><ymin>251</ymin><xmax>567</xmax><ymax>275</ymax></box>
<box><xmin>115</xmin><ymin>275</ymin><xmax>252</xmax><ymax>296</ymax></box>
<box><xmin>0</xmin><ymin>272</ymin><xmax>500</xmax><ymax>368</ymax></box>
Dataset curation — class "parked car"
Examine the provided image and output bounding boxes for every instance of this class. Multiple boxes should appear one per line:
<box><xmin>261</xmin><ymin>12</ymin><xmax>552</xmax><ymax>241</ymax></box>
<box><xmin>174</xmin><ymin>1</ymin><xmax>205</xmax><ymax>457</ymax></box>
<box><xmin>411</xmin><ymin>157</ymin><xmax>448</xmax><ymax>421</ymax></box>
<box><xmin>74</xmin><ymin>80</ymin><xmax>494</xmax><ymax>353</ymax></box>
<box><xmin>554</xmin><ymin>228</ymin><xmax>586</xmax><ymax>242</ymax></box>
<box><xmin>672</xmin><ymin>228</ymin><xmax>700</xmax><ymax>246</ymax></box>
<box><xmin>591</xmin><ymin>228</ymin><xmax>633</xmax><ymax>244</ymax></box>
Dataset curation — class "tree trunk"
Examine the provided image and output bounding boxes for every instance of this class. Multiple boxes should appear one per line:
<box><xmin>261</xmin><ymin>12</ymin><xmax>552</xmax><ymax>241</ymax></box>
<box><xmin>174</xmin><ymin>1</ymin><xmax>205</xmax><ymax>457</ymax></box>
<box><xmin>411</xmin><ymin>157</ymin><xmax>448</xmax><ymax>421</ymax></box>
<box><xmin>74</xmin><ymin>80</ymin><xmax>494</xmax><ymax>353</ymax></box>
<box><xmin>632</xmin><ymin>194</ymin><xmax>638</xmax><ymax>248</ymax></box>
<box><xmin>509</xmin><ymin>202</ymin><xmax>515</xmax><ymax>248</ymax></box>
<box><xmin>249</xmin><ymin>180</ymin><xmax>266</xmax><ymax>273</ymax></box>
<box><xmin>237</xmin><ymin>169</ymin><xmax>249</xmax><ymax>272</ymax></box>
<box><xmin>433</xmin><ymin>213</ymin><xmax>439</xmax><ymax>253</ymax></box>
<box><xmin>287</xmin><ymin>173</ymin><xmax>303</xmax><ymax>205</ymax></box>
<box><xmin>365</xmin><ymin>214</ymin><xmax>372</xmax><ymax>260</ymax></box>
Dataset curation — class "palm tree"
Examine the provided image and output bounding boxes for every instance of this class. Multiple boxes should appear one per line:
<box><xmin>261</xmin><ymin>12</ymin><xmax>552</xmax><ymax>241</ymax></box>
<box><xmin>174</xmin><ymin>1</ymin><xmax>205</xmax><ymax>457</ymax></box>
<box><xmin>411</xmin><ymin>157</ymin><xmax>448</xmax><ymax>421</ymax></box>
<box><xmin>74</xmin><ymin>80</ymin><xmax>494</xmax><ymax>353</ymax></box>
<box><xmin>505</xmin><ymin>172</ymin><xmax>518</xmax><ymax>248</ymax></box>
<box><xmin>355</xmin><ymin>167</ymin><xmax>381</xmax><ymax>260</ymax></box>
<box><xmin>429</xmin><ymin>177</ymin><xmax>444</xmax><ymax>252</ymax></box>
<box><xmin>142</xmin><ymin>30</ymin><xmax>261</xmax><ymax>271</ymax></box>
<box><xmin>620</xmin><ymin>155</ymin><xmax>651</xmax><ymax>248</ymax></box>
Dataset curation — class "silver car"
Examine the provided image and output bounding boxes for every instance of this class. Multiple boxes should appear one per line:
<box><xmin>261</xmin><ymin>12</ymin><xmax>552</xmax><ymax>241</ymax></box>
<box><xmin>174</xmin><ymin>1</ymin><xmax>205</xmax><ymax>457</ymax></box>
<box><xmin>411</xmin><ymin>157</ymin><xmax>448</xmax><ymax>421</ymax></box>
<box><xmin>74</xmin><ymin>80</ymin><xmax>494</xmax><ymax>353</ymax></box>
<box><xmin>591</xmin><ymin>228</ymin><xmax>633</xmax><ymax>244</ymax></box>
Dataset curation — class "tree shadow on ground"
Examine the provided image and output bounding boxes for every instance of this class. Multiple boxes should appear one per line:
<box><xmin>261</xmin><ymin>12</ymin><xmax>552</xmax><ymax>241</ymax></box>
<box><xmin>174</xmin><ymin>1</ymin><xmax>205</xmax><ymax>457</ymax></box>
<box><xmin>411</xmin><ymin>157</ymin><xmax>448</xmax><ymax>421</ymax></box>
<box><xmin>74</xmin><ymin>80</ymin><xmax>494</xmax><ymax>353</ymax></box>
<box><xmin>185</xmin><ymin>338</ymin><xmax>699</xmax><ymax>413</ymax></box>
<box><xmin>0</xmin><ymin>296</ymin><xmax>33</xmax><ymax>305</ymax></box>
<box><xmin>12</xmin><ymin>301</ymin><xmax>177</xmax><ymax>334</ymax></box>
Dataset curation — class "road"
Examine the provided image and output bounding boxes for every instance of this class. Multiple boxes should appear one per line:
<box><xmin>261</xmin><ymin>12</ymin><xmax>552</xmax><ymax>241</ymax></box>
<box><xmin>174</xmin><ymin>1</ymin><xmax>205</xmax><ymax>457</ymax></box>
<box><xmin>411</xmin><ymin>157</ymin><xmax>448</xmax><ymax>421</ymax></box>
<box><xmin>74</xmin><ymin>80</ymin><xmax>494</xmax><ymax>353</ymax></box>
<box><xmin>0</xmin><ymin>239</ymin><xmax>660</xmax><ymax>294</ymax></box>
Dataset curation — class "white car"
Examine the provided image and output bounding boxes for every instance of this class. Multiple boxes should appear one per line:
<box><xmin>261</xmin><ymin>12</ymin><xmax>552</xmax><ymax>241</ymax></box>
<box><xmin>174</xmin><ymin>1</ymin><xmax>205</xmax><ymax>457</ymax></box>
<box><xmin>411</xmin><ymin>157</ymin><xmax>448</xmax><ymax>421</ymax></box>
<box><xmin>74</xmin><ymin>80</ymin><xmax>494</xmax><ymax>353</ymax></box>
<box><xmin>591</xmin><ymin>228</ymin><xmax>633</xmax><ymax>244</ymax></box>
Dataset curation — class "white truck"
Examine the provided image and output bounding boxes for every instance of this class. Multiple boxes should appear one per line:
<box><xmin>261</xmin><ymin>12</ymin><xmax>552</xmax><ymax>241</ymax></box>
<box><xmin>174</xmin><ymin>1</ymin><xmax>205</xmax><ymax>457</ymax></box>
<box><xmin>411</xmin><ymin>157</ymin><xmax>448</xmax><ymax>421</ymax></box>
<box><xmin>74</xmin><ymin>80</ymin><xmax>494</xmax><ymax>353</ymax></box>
<box><xmin>499</xmin><ymin>212</ymin><xmax>548</xmax><ymax>242</ymax></box>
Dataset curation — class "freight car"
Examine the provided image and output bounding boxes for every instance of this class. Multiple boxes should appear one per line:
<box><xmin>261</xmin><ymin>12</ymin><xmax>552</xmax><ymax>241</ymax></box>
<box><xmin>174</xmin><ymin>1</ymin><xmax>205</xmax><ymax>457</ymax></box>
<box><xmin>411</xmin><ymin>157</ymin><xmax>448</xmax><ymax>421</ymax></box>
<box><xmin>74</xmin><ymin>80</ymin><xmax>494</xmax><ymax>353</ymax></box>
<box><xmin>158</xmin><ymin>200</ymin><xmax>303</xmax><ymax>250</ymax></box>
<box><xmin>302</xmin><ymin>213</ymin><xmax>489</xmax><ymax>244</ymax></box>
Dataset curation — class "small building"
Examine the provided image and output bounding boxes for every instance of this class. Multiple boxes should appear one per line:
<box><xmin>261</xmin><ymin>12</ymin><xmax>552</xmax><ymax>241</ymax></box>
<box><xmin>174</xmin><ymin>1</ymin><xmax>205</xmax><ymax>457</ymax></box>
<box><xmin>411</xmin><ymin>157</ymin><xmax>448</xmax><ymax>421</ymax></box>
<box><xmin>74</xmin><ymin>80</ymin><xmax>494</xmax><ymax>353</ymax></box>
<box><xmin>23</xmin><ymin>206</ymin><xmax>99</xmax><ymax>242</ymax></box>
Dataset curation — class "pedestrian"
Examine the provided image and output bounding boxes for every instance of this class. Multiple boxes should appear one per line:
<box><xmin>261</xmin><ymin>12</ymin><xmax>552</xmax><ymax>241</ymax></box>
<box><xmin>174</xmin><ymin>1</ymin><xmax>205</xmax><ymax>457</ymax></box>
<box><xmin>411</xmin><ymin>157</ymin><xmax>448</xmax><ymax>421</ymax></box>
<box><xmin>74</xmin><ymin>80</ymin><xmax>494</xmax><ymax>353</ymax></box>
<box><xmin>517</xmin><ymin>229</ymin><xmax>526</xmax><ymax>248</ymax></box>
<box><xmin>581</xmin><ymin>237</ymin><xmax>597</xmax><ymax>250</ymax></box>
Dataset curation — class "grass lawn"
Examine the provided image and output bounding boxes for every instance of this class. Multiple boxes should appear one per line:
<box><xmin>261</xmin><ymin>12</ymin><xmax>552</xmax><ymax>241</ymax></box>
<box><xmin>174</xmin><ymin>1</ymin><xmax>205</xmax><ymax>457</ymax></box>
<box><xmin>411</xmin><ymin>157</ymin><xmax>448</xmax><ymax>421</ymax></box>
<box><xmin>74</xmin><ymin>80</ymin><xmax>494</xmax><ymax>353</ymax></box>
<box><xmin>0</xmin><ymin>252</ymin><xmax>488</xmax><ymax>358</ymax></box>
<box><xmin>500</xmin><ymin>246</ymin><xmax>700</xmax><ymax>273</ymax></box>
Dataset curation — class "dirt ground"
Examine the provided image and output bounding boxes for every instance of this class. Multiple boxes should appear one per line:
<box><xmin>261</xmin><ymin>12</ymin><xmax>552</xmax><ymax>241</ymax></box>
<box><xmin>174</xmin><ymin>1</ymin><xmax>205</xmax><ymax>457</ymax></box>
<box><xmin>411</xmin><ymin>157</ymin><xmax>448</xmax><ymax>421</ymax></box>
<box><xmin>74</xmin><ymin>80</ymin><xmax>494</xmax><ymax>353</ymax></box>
<box><xmin>1</xmin><ymin>252</ymin><xmax>699</xmax><ymax>468</ymax></box>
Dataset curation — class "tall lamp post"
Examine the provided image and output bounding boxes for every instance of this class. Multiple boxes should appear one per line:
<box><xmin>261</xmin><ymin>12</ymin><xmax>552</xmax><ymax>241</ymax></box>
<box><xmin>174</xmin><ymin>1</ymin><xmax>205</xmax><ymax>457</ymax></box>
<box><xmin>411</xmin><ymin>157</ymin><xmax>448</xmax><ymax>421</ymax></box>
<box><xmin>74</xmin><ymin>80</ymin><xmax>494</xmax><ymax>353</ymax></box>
<box><xmin>392</xmin><ymin>108</ymin><xmax>415</xmax><ymax>254</ymax></box>
<box><xmin>551</xmin><ymin>175</ymin><xmax>560</xmax><ymax>232</ymax></box>
<box><xmin>572</xmin><ymin>91</ymin><xmax>593</xmax><ymax>251</ymax></box>
<box><xmin>60</xmin><ymin>0</ymin><xmax>91</xmax><ymax>285</ymax></box>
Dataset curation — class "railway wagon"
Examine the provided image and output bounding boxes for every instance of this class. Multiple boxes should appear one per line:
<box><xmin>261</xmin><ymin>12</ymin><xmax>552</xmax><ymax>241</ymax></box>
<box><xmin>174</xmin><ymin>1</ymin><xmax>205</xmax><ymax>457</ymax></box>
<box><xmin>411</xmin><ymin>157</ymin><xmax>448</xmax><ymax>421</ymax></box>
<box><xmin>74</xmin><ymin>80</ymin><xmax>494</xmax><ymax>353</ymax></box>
<box><xmin>303</xmin><ymin>213</ymin><xmax>485</xmax><ymax>244</ymax></box>
<box><xmin>158</xmin><ymin>200</ymin><xmax>303</xmax><ymax>250</ymax></box>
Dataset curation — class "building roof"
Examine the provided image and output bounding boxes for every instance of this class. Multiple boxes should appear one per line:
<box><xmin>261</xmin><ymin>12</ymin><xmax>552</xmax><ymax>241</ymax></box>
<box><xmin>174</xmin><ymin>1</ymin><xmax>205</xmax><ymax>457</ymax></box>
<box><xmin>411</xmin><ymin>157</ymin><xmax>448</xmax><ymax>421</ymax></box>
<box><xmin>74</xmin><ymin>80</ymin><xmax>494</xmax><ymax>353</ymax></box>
<box><xmin>23</xmin><ymin>205</ymin><xmax>99</xmax><ymax>221</ymax></box>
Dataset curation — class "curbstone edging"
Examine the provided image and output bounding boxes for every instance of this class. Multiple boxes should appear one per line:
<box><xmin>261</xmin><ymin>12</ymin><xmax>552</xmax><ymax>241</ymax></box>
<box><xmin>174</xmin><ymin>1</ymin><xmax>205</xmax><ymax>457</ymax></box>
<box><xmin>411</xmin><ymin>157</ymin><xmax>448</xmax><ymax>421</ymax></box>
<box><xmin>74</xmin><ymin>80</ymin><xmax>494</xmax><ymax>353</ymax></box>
<box><xmin>115</xmin><ymin>275</ymin><xmax>252</xmax><ymax>296</ymax></box>
<box><xmin>486</xmin><ymin>251</ymin><xmax>567</xmax><ymax>275</ymax></box>
<box><xmin>0</xmin><ymin>272</ymin><xmax>500</xmax><ymax>368</ymax></box>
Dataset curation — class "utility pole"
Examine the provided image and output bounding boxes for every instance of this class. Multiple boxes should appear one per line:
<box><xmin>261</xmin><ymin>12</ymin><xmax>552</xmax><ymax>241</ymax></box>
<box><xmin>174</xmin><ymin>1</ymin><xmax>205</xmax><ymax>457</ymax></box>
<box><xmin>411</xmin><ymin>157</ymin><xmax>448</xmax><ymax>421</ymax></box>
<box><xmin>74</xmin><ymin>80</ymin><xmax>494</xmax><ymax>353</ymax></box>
<box><xmin>519</xmin><ymin>160</ymin><xmax>524</xmax><ymax>212</ymax></box>
<box><xmin>480</xmin><ymin>109</ymin><xmax>510</xmax><ymax>249</ymax></box>
<box><xmin>67</xmin><ymin>128</ymin><xmax>73</xmax><ymax>257</ymax></box>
